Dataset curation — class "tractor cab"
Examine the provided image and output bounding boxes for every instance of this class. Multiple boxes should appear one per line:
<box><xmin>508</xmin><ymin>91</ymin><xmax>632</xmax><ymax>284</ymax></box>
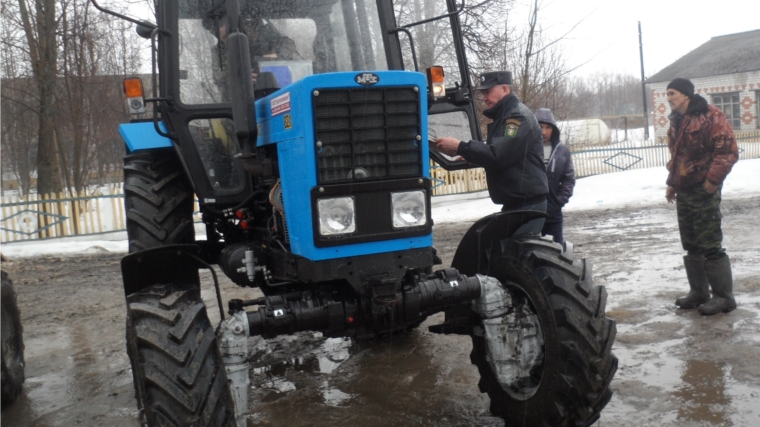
<box><xmin>115</xmin><ymin>0</ymin><xmax>482</xmax><ymax>206</ymax></box>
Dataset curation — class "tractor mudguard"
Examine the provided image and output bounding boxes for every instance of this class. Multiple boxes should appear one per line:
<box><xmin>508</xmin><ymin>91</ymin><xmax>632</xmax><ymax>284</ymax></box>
<box><xmin>451</xmin><ymin>210</ymin><xmax>547</xmax><ymax>276</ymax></box>
<box><xmin>119</xmin><ymin>121</ymin><xmax>172</xmax><ymax>152</ymax></box>
<box><xmin>121</xmin><ymin>244</ymin><xmax>202</xmax><ymax>297</ymax></box>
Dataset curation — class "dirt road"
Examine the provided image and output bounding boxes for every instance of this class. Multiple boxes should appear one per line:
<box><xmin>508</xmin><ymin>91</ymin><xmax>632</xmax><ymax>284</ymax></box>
<box><xmin>2</xmin><ymin>197</ymin><xmax>759</xmax><ymax>426</ymax></box>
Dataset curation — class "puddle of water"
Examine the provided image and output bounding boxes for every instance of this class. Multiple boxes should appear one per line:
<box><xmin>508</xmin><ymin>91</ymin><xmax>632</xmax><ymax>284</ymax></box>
<box><xmin>251</xmin><ymin>336</ymin><xmax>355</xmax><ymax>406</ymax></box>
<box><xmin>1</xmin><ymin>323</ymin><xmax>139</xmax><ymax>427</ymax></box>
<box><xmin>320</xmin><ymin>379</ymin><xmax>355</xmax><ymax>407</ymax></box>
<box><xmin>252</xmin><ymin>336</ymin><xmax>353</xmax><ymax>377</ymax></box>
<box><xmin>672</xmin><ymin>359</ymin><xmax>731</xmax><ymax>425</ymax></box>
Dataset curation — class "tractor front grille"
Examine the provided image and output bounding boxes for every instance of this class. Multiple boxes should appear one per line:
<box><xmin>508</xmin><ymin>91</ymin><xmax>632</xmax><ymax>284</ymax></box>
<box><xmin>313</xmin><ymin>87</ymin><xmax>422</xmax><ymax>184</ymax></box>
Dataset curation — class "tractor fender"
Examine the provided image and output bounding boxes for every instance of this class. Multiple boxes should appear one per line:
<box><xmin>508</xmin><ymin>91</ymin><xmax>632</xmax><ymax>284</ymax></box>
<box><xmin>450</xmin><ymin>210</ymin><xmax>546</xmax><ymax>275</ymax></box>
<box><xmin>121</xmin><ymin>244</ymin><xmax>203</xmax><ymax>297</ymax></box>
<box><xmin>119</xmin><ymin>121</ymin><xmax>172</xmax><ymax>152</ymax></box>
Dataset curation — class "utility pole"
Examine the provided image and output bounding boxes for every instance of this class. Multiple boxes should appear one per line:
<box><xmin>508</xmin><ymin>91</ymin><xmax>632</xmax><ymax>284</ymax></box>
<box><xmin>638</xmin><ymin>22</ymin><xmax>650</xmax><ymax>140</ymax></box>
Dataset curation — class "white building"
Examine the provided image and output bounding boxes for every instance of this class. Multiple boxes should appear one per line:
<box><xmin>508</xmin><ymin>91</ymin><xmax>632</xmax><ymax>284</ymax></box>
<box><xmin>645</xmin><ymin>29</ymin><xmax>760</xmax><ymax>144</ymax></box>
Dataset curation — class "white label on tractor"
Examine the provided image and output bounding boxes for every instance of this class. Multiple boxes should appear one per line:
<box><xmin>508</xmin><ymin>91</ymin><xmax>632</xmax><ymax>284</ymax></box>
<box><xmin>204</xmin><ymin>198</ymin><xmax>216</xmax><ymax>203</ymax></box>
<box><xmin>450</xmin><ymin>280</ymin><xmax>459</xmax><ymax>287</ymax></box>
<box><xmin>271</xmin><ymin>92</ymin><xmax>291</xmax><ymax>116</ymax></box>
<box><xmin>274</xmin><ymin>309</ymin><xmax>285</xmax><ymax>317</ymax></box>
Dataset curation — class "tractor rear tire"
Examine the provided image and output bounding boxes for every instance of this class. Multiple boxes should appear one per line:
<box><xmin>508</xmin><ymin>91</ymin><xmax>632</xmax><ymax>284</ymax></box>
<box><xmin>126</xmin><ymin>284</ymin><xmax>235</xmax><ymax>426</ymax></box>
<box><xmin>470</xmin><ymin>237</ymin><xmax>617</xmax><ymax>427</ymax></box>
<box><xmin>1</xmin><ymin>271</ymin><xmax>25</xmax><ymax>407</ymax></box>
<box><xmin>124</xmin><ymin>149</ymin><xmax>195</xmax><ymax>253</ymax></box>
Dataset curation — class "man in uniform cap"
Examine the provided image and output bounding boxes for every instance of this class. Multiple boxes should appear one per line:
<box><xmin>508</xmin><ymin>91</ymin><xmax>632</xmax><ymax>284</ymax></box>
<box><xmin>434</xmin><ymin>71</ymin><xmax>548</xmax><ymax>235</ymax></box>
<box><xmin>665</xmin><ymin>77</ymin><xmax>739</xmax><ymax>315</ymax></box>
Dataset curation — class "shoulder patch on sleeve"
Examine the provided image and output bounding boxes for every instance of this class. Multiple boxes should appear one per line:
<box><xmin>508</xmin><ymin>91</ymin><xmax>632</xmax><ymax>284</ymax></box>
<box><xmin>505</xmin><ymin>118</ymin><xmax>522</xmax><ymax>138</ymax></box>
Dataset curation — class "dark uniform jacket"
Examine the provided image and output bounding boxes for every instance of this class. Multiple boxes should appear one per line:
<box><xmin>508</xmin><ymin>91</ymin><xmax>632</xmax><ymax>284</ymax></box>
<box><xmin>545</xmin><ymin>137</ymin><xmax>575</xmax><ymax>221</ymax></box>
<box><xmin>457</xmin><ymin>92</ymin><xmax>548</xmax><ymax>209</ymax></box>
<box><xmin>666</xmin><ymin>94</ymin><xmax>738</xmax><ymax>189</ymax></box>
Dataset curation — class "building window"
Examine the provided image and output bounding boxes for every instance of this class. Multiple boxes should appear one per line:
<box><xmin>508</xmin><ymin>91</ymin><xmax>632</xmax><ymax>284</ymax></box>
<box><xmin>711</xmin><ymin>92</ymin><xmax>741</xmax><ymax>128</ymax></box>
<box><xmin>757</xmin><ymin>91</ymin><xmax>760</xmax><ymax>129</ymax></box>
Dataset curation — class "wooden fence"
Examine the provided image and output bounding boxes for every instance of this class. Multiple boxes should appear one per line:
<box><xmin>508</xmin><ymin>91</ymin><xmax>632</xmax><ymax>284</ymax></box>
<box><xmin>430</xmin><ymin>165</ymin><xmax>488</xmax><ymax>195</ymax></box>
<box><xmin>2</xmin><ymin>133</ymin><xmax>758</xmax><ymax>242</ymax></box>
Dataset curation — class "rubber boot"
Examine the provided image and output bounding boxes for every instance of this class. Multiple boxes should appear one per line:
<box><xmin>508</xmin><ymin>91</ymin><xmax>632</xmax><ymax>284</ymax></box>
<box><xmin>698</xmin><ymin>255</ymin><xmax>737</xmax><ymax>315</ymax></box>
<box><xmin>675</xmin><ymin>255</ymin><xmax>710</xmax><ymax>309</ymax></box>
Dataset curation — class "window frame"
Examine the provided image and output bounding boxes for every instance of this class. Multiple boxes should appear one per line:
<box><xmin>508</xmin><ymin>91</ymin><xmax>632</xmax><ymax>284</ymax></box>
<box><xmin>711</xmin><ymin>91</ymin><xmax>741</xmax><ymax>129</ymax></box>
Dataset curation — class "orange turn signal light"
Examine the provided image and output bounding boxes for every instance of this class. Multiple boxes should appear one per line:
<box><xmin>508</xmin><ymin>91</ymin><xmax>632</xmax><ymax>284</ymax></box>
<box><xmin>123</xmin><ymin>78</ymin><xmax>144</xmax><ymax>98</ymax></box>
<box><xmin>426</xmin><ymin>66</ymin><xmax>445</xmax><ymax>83</ymax></box>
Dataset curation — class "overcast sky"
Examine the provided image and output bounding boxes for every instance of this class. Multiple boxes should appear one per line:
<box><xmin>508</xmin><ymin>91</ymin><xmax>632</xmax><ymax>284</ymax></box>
<box><xmin>104</xmin><ymin>0</ymin><xmax>758</xmax><ymax>80</ymax></box>
<box><xmin>516</xmin><ymin>0</ymin><xmax>760</xmax><ymax>78</ymax></box>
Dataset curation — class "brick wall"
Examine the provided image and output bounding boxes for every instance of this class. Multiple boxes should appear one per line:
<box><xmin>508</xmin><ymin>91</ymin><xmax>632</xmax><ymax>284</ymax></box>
<box><xmin>648</xmin><ymin>70</ymin><xmax>760</xmax><ymax>143</ymax></box>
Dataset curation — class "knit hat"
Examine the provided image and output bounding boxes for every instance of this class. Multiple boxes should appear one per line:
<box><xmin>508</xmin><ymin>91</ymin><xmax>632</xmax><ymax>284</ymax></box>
<box><xmin>667</xmin><ymin>78</ymin><xmax>695</xmax><ymax>97</ymax></box>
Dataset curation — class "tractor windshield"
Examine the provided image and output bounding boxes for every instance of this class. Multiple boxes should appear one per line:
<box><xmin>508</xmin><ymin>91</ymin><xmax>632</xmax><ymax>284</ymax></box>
<box><xmin>178</xmin><ymin>0</ymin><xmax>388</xmax><ymax>105</ymax></box>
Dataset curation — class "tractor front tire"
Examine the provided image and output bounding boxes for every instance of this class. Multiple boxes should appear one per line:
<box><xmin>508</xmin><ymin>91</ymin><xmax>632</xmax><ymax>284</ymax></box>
<box><xmin>1</xmin><ymin>271</ymin><xmax>25</xmax><ymax>407</ymax></box>
<box><xmin>126</xmin><ymin>284</ymin><xmax>235</xmax><ymax>426</ymax></box>
<box><xmin>124</xmin><ymin>149</ymin><xmax>195</xmax><ymax>253</ymax></box>
<box><xmin>470</xmin><ymin>237</ymin><xmax>618</xmax><ymax>427</ymax></box>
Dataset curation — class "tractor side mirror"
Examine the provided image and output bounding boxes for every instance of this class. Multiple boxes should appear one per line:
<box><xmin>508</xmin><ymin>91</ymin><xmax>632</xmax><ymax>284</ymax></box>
<box><xmin>226</xmin><ymin>32</ymin><xmax>257</xmax><ymax>153</ymax></box>
<box><xmin>135</xmin><ymin>21</ymin><xmax>154</xmax><ymax>39</ymax></box>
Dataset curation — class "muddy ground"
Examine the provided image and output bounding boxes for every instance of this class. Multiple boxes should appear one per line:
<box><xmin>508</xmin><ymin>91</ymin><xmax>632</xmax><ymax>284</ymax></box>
<box><xmin>2</xmin><ymin>197</ymin><xmax>759</xmax><ymax>426</ymax></box>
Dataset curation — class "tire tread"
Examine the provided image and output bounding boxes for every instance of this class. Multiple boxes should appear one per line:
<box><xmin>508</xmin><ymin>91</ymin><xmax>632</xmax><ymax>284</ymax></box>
<box><xmin>126</xmin><ymin>284</ymin><xmax>235</xmax><ymax>427</ymax></box>
<box><xmin>469</xmin><ymin>236</ymin><xmax>617</xmax><ymax>427</ymax></box>
<box><xmin>124</xmin><ymin>149</ymin><xmax>194</xmax><ymax>253</ymax></box>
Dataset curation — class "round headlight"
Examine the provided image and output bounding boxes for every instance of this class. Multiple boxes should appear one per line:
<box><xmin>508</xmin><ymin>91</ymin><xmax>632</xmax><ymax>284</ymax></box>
<box><xmin>317</xmin><ymin>197</ymin><xmax>356</xmax><ymax>235</ymax></box>
<box><xmin>391</xmin><ymin>191</ymin><xmax>426</xmax><ymax>228</ymax></box>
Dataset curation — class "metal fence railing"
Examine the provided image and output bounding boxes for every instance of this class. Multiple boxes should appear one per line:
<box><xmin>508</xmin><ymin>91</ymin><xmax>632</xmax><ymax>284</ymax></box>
<box><xmin>0</xmin><ymin>186</ymin><xmax>203</xmax><ymax>243</ymax></box>
<box><xmin>2</xmin><ymin>133</ymin><xmax>758</xmax><ymax>241</ymax></box>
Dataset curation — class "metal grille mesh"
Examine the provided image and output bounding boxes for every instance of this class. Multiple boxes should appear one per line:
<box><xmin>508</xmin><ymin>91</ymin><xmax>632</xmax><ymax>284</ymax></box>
<box><xmin>314</xmin><ymin>87</ymin><xmax>422</xmax><ymax>184</ymax></box>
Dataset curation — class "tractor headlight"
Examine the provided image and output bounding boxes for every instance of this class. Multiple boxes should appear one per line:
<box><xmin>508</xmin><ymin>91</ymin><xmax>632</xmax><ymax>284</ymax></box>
<box><xmin>391</xmin><ymin>191</ymin><xmax>426</xmax><ymax>228</ymax></box>
<box><xmin>317</xmin><ymin>197</ymin><xmax>356</xmax><ymax>235</ymax></box>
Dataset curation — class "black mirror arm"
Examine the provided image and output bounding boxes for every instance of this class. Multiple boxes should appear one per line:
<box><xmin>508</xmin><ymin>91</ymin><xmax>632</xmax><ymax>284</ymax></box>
<box><xmin>388</xmin><ymin>0</ymin><xmax>465</xmax><ymax>72</ymax></box>
<box><xmin>387</xmin><ymin>28</ymin><xmax>419</xmax><ymax>71</ymax></box>
<box><xmin>90</xmin><ymin>0</ymin><xmax>168</xmax><ymax>36</ymax></box>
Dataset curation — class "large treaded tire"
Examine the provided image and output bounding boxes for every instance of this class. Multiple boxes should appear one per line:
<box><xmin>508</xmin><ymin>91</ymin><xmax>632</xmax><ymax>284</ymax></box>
<box><xmin>124</xmin><ymin>149</ymin><xmax>195</xmax><ymax>253</ymax></box>
<box><xmin>470</xmin><ymin>237</ymin><xmax>617</xmax><ymax>427</ymax></box>
<box><xmin>126</xmin><ymin>284</ymin><xmax>235</xmax><ymax>426</ymax></box>
<box><xmin>1</xmin><ymin>271</ymin><xmax>25</xmax><ymax>407</ymax></box>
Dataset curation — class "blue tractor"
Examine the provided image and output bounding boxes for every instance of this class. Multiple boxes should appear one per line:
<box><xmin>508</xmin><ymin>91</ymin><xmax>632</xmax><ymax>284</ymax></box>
<box><xmin>93</xmin><ymin>0</ymin><xmax>617</xmax><ymax>425</ymax></box>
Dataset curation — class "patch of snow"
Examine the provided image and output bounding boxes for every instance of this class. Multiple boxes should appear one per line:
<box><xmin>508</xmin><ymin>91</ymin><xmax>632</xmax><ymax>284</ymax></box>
<box><xmin>1</xmin><ymin>159</ymin><xmax>757</xmax><ymax>257</ymax></box>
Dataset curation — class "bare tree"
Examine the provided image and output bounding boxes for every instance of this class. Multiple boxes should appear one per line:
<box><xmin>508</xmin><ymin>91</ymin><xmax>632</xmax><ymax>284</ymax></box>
<box><xmin>1</xmin><ymin>78</ymin><xmax>38</xmax><ymax>196</ymax></box>
<box><xmin>56</xmin><ymin>0</ymin><xmax>139</xmax><ymax>194</ymax></box>
<box><xmin>1</xmin><ymin>12</ymin><xmax>36</xmax><ymax>195</ymax></box>
<box><xmin>393</xmin><ymin>0</ymin><xmax>511</xmax><ymax>85</ymax></box>
<box><xmin>2</xmin><ymin>0</ymin><xmax>146</xmax><ymax>195</ymax></box>
<box><xmin>15</xmin><ymin>0</ymin><xmax>63</xmax><ymax>195</ymax></box>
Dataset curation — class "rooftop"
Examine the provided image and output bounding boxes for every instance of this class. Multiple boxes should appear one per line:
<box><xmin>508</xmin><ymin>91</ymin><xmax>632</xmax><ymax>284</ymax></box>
<box><xmin>646</xmin><ymin>29</ymin><xmax>760</xmax><ymax>84</ymax></box>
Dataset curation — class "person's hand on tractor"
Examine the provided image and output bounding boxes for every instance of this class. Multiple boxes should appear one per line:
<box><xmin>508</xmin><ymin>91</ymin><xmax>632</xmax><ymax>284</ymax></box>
<box><xmin>434</xmin><ymin>136</ymin><xmax>463</xmax><ymax>158</ymax></box>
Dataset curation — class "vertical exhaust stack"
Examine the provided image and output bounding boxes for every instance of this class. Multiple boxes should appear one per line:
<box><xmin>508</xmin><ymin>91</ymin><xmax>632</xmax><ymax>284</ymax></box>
<box><xmin>225</xmin><ymin>0</ymin><xmax>257</xmax><ymax>155</ymax></box>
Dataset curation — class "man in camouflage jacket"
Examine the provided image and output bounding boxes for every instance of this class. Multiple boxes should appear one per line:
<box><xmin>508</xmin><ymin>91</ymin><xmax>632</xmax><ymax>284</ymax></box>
<box><xmin>664</xmin><ymin>77</ymin><xmax>739</xmax><ymax>315</ymax></box>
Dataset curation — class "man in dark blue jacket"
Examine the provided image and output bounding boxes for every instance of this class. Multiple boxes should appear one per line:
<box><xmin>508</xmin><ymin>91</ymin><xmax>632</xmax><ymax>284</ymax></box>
<box><xmin>535</xmin><ymin>108</ymin><xmax>575</xmax><ymax>243</ymax></box>
<box><xmin>434</xmin><ymin>71</ymin><xmax>548</xmax><ymax>235</ymax></box>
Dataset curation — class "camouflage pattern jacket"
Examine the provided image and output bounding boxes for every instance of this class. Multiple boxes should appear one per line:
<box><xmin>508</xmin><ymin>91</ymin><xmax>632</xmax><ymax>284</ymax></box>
<box><xmin>666</xmin><ymin>94</ymin><xmax>739</xmax><ymax>189</ymax></box>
